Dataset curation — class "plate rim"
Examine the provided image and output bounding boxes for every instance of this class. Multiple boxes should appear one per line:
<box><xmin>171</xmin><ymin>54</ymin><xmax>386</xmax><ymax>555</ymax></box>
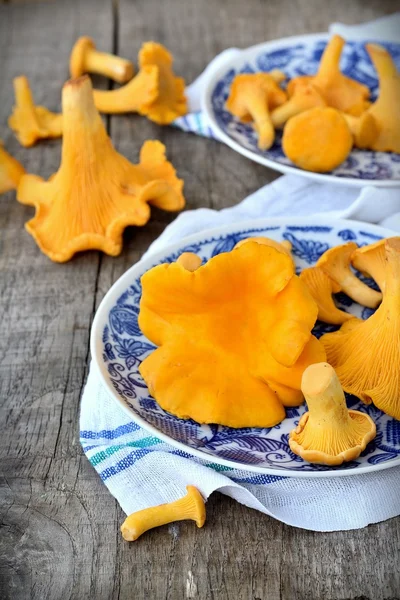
<box><xmin>201</xmin><ymin>31</ymin><xmax>400</xmax><ymax>188</ymax></box>
<box><xmin>90</xmin><ymin>216</ymin><xmax>400</xmax><ymax>478</ymax></box>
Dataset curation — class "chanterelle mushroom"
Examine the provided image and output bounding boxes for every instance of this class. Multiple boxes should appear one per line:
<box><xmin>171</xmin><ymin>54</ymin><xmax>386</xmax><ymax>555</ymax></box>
<box><xmin>299</xmin><ymin>266</ymin><xmax>353</xmax><ymax>325</ymax></box>
<box><xmin>70</xmin><ymin>36</ymin><xmax>134</xmax><ymax>84</ymax></box>
<box><xmin>364</xmin><ymin>44</ymin><xmax>400</xmax><ymax>153</ymax></box>
<box><xmin>0</xmin><ymin>141</ymin><xmax>25</xmax><ymax>195</ymax></box>
<box><xmin>316</xmin><ymin>242</ymin><xmax>382</xmax><ymax>308</ymax></box>
<box><xmin>282</xmin><ymin>107</ymin><xmax>353</xmax><ymax>173</ymax></box>
<box><xmin>225</xmin><ymin>73</ymin><xmax>286</xmax><ymax>150</ymax></box>
<box><xmin>311</xmin><ymin>35</ymin><xmax>370</xmax><ymax>115</ymax></box>
<box><xmin>341</xmin><ymin>112</ymin><xmax>379</xmax><ymax>149</ymax></box>
<box><xmin>234</xmin><ymin>236</ymin><xmax>292</xmax><ymax>258</ymax></box>
<box><xmin>138</xmin><ymin>42</ymin><xmax>187</xmax><ymax>124</ymax></box>
<box><xmin>321</xmin><ymin>238</ymin><xmax>400</xmax><ymax>420</ymax></box>
<box><xmin>121</xmin><ymin>485</ymin><xmax>206</xmax><ymax>542</ymax></box>
<box><xmin>92</xmin><ymin>65</ymin><xmax>159</xmax><ymax>115</ymax></box>
<box><xmin>17</xmin><ymin>75</ymin><xmax>184</xmax><ymax>262</ymax></box>
<box><xmin>351</xmin><ymin>238</ymin><xmax>400</xmax><ymax>293</ymax></box>
<box><xmin>8</xmin><ymin>76</ymin><xmax>63</xmax><ymax>147</ymax></box>
<box><xmin>289</xmin><ymin>362</ymin><xmax>376</xmax><ymax>466</ymax></box>
<box><xmin>271</xmin><ymin>81</ymin><xmax>326</xmax><ymax>128</ymax></box>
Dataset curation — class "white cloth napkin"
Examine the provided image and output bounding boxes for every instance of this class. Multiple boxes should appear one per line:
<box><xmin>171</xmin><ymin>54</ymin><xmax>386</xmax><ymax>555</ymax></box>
<box><xmin>80</xmin><ymin>15</ymin><xmax>400</xmax><ymax>532</ymax></box>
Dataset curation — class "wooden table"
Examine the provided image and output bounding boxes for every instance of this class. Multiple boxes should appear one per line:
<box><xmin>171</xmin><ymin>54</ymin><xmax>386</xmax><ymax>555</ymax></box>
<box><xmin>1</xmin><ymin>1</ymin><xmax>399</xmax><ymax>598</ymax></box>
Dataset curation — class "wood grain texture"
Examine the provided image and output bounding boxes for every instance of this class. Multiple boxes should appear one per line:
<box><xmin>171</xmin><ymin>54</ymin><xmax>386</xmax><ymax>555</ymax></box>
<box><xmin>0</xmin><ymin>0</ymin><xmax>399</xmax><ymax>599</ymax></box>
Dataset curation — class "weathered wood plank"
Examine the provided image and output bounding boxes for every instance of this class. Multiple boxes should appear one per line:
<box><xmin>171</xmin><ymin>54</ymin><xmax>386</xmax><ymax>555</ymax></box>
<box><xmin>0</xmin><ymin>2</ymin><xmax>118</xmax><ymax>599</ymax></box>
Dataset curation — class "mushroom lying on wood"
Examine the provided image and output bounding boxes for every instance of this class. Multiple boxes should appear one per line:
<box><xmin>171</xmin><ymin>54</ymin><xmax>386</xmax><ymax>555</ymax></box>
<box><xmin>70</xmin><ymin>36</ymin><xmax>134</xmax><ymax>84</ymax></box>
<box><xmin>289</xmin><ymin>362</ymin><xmax>376</xmax><ymax>466</ymax></box>
<box><xmin>8</xmin><ymin>76</ymin><xmax>63</xmax><ymax>147</ymax></box>
<box><xmin>121</xmin><ymin>486</ymin><xmax>206</xmax><ymax>541</ymax></box>
<box><xmin>17</xmin><ymin>75</ymin><xmax>184</xmax><ymax>262</ymax></box>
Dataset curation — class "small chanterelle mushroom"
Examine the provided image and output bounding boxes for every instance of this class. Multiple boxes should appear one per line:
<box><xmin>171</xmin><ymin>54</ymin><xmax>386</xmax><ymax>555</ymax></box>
<box><xmin>225</xmin><ymin>73</ymin><xmax>286</xmax><ymax>150</ymax></box>
<box><xmin>364</xmin><ymin>44</ymin><xmax>400</xmax><ymax>153</ymax></box>
<box><xmin>0</xmin><ymin>141</ymin><xmax>25</xmax><ymax>195</ymax></box>
<box><xmin>321</xmin><ymin>239</ymin><xmax>400</xmax><ymax>420</ymax></box>
<box><xmin>271</xmin><ymin>81</ymin><xmax>326</xmax><ymax>128</ymax></box>
<box><xmin>299</xmin><ymin>266</ymin><xmax>353</xmax><ymax>325</ymax></box>
<box><xmin>121</xmin><ymin>486</ymin><xmax>206</xmax><ymax>541</ymax></box>
<box><xmin>351</xmin><ymin>238</ymin><xmax>400</xmax><ymax>293</ymax></box>
<box><xmin>8</xmin><ymin>76</ymin><xmax>63</xmax><ymax>147</ymax></box>
<box><xmin>289</xmin><ymin>362</ymin><xmax>376</xmax><ymax>466</ymax></box>
<box><xmin>69</xmin><ymin>36</ymin><xmax>134</xmax><ymax>84</ymax></box>
<box><xmin>316</xmin><ymin>242</ymin><xmax>382</xmax><ymax>308</ymax></box>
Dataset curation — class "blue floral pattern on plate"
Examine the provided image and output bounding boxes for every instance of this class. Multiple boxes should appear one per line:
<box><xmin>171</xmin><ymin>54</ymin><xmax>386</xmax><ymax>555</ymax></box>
<box><xmin>209</xmin><ymin>38</ymin><xmax>400</xmax><ymax>183</ymax></box>
<box><xmin>97</xmin><ymin>221</ymin><xmax>400</xmax><ymax>474</ymax></box>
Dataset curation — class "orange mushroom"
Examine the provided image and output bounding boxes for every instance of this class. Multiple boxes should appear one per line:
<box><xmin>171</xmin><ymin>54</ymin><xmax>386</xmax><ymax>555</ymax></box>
<box><xmin>282</xmin><ymin>107</ymin><xmax>353</xmax><ymax>173</ymax></box>
<box><xmin>70</xmin><ymin>36</ymin><xmax>134</xmax><ymax>84</ymax></box>
<box><xmin>17</xmin><ymin>76</ymin><xmax>184</xmax><ymax>262</ymax></box>
<box><xmin>271</xmin><ymin>81</ymin><xmax>326</xmax><ymax>128</ymax></box>
<box><xmin>342</xmin><ymin>112</ymin><xmax>379</xmax><ymax>149</ymax></box>
<box><xmin>121</xmin><ymin>486</ymin><xmax>206</xmax><ymax>541</ymax></box>
<box><xmin>351</xmin><ymin>238</ymin><xmax>400</xmax><ymax>293</ymax></box>
<box><xmin>289</xmin><ymin>362</ymin><xmax>376</xmax><ymax>466</ymax></box>
<box><xmin>92</xmin><ymin>65</ymin><xmax>159</xmax><ymax>114</ymax></box>
<box><xmin>226</xmin><ymin>73</ymin><xmax>286</xmax><ymax>150</ymax></box>
<box><xmin>8</xmin><ymin>76</ymin><xmax>63</xmax><ymax>147</ymax></box>
<box><xmin>176</xmin><ymin>252</ymin><xmax>202</xmax><ymax>271</ymax></box>
<box><xmin>138</xmin><ymin>42</ymin><xmax>187</xmax><ymax>124</ymax></box>
<box><xmin>311</xmin><ymin>35</ymin><xmax>370</xmax><ymax>115</ymax></box>
<box><xmin>138</xmin><ymin>242</ymin><xmax>326</xmax><ymax>428</ymax></box>
<box><xmin>234</xmin><ymin>236</ymin><xmax>292</xmax><ymax>257</ymax></box>
<box><xmin>0</xmin><ymin>141</ymin><xmax>25</xmax><ymax>194</ymax></box>
<box><xmin>316</xmin><ymin>242</ymin><xmax>382</xmax><ymax>308</ymax></box>
<box><xmin>321</xmin><ymin>238</ymin><xmax>400</xmax><ymax>420</ymax></box>
<box><xmin>364</xmin><ymin>44</ymin><xmax>400</xmax><ymax>153</ymax></box>
<box><xmin>299</xmin><ymin>266</ymin><xmax>352</xmax><ymax>325</ymax></box>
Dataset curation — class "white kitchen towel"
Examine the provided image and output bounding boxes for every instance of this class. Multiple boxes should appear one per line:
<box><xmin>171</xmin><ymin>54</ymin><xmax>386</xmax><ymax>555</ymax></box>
<box><xmin>80</xmin><ymin>16</ymin><xmax>400</xmax><ymax>532</ymax></box>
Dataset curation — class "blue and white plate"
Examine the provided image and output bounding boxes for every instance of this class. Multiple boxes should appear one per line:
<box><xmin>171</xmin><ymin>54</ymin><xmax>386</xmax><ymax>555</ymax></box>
<box><xmin>201</xmin><ymin>34</ymin><xmax>400</xmax><ymax>187</ymax></box>
<box><xmin>91</xmin><ymin>218</ymin><xmax>400</xmax><ymax>477</ymax></box>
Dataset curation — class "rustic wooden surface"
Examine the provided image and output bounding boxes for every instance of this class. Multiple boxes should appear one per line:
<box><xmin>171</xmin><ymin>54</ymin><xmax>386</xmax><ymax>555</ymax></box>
<box><xmin>1</xmin><ymin>0</ymin><xmax>399</xmax><ymax>598</ymax></box>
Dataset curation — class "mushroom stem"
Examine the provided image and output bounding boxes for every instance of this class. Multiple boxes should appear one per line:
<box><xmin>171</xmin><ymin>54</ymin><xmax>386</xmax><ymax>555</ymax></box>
<box><xmin>317</xmin><ymin>34</ymin><xmax>344</xmax><ymax>79</ymax></box>
<box><xmin>121</xmin><ymin>486</ymin><xmax>206</xmax><ymax>541</ymax></box>
<box><xmin>70</xmin><ymin>37</ymin><xmax>134</xmax><ymax>84</ymax></box>
<box><xmin>84</xmin><ymin>49</ymin><xmax>133</xmax><ymax>83</ymax></box>
<box><xmin>177</xmin><ymin>252</ymin><xmax>202</xmax><ymax>271</ymax></box>
<box><xmin>92</xmin><ymin>65</ymin><xmax>159</xmax><ymax>114</ymax></box>
<box><xmin>246</xmin><ymin>93</ymin><xmax>275</xmax><ymax>150</ymax></box>
<box><xmin>289</xmin><ymin>362</ymin><xmax>376</xmax><ymax>465</ymax></box>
